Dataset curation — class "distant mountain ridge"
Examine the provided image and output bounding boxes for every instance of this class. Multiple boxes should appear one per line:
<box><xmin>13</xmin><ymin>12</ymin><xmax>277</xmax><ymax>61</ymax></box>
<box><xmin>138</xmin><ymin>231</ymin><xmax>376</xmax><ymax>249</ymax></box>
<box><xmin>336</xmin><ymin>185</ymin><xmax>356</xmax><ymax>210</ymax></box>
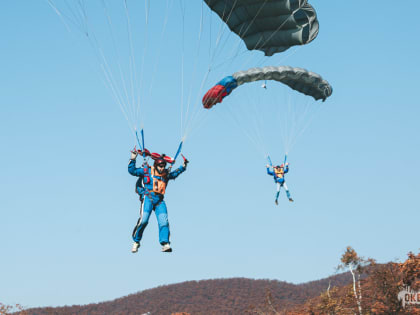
<box><xmin>27</xmin><ymin>274</ymin><xmax>352</xmax><ymax>315</ymax></box>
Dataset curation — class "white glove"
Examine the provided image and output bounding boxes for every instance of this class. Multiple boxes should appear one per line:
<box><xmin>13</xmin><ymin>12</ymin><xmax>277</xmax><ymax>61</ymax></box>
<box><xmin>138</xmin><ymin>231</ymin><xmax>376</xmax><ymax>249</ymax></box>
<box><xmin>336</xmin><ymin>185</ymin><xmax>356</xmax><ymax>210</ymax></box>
<box><xmin>130</xmin><ymin>150</ymin><xmax>138</xmax><ymax>160</ymax></box>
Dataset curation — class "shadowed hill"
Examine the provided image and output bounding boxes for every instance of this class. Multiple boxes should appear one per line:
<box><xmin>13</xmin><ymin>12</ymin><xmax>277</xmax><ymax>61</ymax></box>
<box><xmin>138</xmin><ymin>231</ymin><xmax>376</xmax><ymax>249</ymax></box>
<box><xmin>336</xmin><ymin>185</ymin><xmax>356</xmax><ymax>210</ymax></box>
<box><xmin>26</xmin><ymin>274</ymin><xmax>352</xmax><ymax>315</ymax></box>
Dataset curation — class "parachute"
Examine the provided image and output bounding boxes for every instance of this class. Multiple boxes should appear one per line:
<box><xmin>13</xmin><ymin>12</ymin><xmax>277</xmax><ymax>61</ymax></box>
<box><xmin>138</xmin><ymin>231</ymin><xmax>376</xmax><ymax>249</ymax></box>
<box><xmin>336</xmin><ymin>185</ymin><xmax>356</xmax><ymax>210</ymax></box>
<box><xmin>202</xmin><ymin>66</ymin><xmax>332</xmax><ymax>108</ymax></box>
<box><xmin>204</xmin><ymin>0</ymin><xmax>319</xmax><ymax>56</ymax></box>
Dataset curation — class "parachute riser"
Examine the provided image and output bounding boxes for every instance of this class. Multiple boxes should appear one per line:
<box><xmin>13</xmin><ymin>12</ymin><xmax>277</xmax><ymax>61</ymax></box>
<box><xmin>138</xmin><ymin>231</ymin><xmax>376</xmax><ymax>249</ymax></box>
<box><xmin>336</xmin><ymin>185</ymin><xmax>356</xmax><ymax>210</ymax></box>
<box><xmin>135</xmin><ymin>128</ymin><xmax>149</xmax><ymax>164</ymax></box>
<box><xmin>267</xmin><ymin>154</ymin><xmax>287</xmax><ymax>168</ymax></box>
<box><xmin>267</xmin><ymin>155</ymin><xmax>273</xmax><ymax>167</ymax></box>
<box><xmin>168</xmin><ymin>141</ymin><xmax>183</xmax><ymax>172</ymax></box>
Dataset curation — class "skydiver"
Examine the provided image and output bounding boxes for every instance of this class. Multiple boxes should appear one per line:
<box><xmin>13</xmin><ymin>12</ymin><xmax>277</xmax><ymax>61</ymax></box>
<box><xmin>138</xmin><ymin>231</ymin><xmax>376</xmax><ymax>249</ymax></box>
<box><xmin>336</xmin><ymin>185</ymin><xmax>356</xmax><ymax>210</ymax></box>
<box><xmin>128</xmin><ymin>149</ymin><xmax>188</xmax><ymax>253</ymax></box>
<box><xmin>266</xmin><ymin>163</ymin><xmax>293</xmax><ymax>205</ymax></box>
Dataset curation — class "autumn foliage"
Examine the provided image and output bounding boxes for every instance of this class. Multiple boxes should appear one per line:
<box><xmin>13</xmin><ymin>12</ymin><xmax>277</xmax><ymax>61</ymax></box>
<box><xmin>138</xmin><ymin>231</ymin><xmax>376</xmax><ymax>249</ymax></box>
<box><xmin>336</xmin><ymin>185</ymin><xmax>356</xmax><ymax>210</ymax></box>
<box><xmin>256</xmin><ymin>249</ymin><xmax>420</xmax><ymax>315</ymax></box>
<box><xmin>12</xmin><ymin>250</ymin><xmax>420</xmax><ymax>315</ymax></box>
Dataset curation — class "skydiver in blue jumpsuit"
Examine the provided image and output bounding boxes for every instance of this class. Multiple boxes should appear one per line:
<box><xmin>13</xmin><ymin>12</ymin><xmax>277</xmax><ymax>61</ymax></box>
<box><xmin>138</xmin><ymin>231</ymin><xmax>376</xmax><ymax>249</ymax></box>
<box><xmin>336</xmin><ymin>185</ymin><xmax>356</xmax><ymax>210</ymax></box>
<box><xmin>128</xmin><ymin>150</ymin><xmax>187</xmax><ymax>253</ymax></box>
<box><xmin>266</xmin><ymin>163</ymin><xmax>293</xmax><ymax>205</ymax></box>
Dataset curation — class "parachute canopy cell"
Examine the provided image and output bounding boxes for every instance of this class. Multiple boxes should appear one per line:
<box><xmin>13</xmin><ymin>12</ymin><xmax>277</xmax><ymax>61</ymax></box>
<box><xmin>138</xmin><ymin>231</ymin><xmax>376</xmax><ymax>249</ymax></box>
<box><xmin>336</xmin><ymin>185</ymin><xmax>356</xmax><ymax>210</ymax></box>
<box><xmin>204</xmin><ymin>0</ymin><xmax>319</xmax><ymax>56</ymax></box>
<box><xmin>202</xmin><ymin>66</ymin><xmax>333</xmax><ymax>108</ymax></box>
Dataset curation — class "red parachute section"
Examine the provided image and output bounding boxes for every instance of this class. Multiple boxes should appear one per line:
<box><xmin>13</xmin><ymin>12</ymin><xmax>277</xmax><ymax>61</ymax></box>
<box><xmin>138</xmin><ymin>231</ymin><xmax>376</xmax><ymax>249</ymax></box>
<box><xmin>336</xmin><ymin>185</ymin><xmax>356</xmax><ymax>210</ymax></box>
<box><xmin>202</xmin><ymin>85</ymin><xmax>228</xmax><ymax>109</ymax></box>
<box><xmin>137</xmin><ymin>149</ymin><xmax>174</xmax><ymax>164</ymax></box>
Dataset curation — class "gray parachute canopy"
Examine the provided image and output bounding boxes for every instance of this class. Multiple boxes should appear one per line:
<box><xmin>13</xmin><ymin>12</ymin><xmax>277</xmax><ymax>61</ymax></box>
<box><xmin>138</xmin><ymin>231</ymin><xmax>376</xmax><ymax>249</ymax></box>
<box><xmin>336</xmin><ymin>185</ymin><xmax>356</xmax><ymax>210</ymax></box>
<box><xmin>233</xmin><ymin>66</ymin><xmax>332</xmax><ymax>101</ymax></box>
<box><xmin>204</xmin><ymin>0</ymin><xmax>319</xmax><ymax>56</ymax></box>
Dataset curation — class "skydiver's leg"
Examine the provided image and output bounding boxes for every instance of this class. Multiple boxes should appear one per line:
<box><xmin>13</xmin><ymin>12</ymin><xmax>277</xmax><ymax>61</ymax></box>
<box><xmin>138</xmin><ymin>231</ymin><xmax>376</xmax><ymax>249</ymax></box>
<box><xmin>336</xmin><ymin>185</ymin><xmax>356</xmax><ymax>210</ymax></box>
<box><xmin>154</xmin><ymin>200</ymin><xmax>170</xmax><ymax>245</ymax></box>
<box><xmin>275</xmin><ymin>182</ymin><xmax>281</xmax><ymax>205</ymax></box>
<box><xmin>132</xmin><ymin>197</ymin><xmax>144</xmax><ymax>238</ymax></box>
<box><xmin>283</xmin><ymin>182</ymin><xmax>293</xmax><ymax>202</ymax></box>
<box><xmin>132</xmin><ymin>196</ymin><xmax>153</xmax><ymax>243</ymax></box>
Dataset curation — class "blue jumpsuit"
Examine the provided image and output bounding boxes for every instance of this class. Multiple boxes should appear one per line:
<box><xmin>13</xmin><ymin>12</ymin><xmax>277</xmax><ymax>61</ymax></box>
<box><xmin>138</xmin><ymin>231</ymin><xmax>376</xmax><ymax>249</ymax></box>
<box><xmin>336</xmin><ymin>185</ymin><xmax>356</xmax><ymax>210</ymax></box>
<box><xmin>267</xmin><ymin>165</ymin><xmax>292</xmax><ymax>201</ymax></box>
<box><xmin>128</xmin><ymin>159</ymin><xmax>186</xmax><ymax>245</ymax></box>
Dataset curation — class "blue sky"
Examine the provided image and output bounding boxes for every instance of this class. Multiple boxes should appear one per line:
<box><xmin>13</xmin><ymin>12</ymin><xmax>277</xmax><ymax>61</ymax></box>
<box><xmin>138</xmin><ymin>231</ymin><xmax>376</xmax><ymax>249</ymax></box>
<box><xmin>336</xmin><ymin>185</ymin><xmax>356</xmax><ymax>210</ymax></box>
<box><xmin>1</xmin><ymin>0</ymin><xmax>419</xmax><ymax>308</ymax></box>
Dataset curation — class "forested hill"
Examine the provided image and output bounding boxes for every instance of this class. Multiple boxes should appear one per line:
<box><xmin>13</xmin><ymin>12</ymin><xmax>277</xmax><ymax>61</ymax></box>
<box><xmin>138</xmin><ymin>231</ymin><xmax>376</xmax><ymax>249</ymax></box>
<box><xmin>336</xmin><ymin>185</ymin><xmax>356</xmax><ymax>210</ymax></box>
<box><xmin>27</xmin><ymin>274</ymin><xmax>352</xmax><ymax>315</ymax></box>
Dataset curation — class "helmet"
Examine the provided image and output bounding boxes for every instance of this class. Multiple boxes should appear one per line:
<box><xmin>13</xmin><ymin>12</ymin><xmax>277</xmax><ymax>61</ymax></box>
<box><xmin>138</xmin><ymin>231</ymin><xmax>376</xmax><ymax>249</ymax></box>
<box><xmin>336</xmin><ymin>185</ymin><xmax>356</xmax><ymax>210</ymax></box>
<box><xmin>154</xmin><ymin>157</ymin><xmax>167</xmax><ymax>168</ymax></box>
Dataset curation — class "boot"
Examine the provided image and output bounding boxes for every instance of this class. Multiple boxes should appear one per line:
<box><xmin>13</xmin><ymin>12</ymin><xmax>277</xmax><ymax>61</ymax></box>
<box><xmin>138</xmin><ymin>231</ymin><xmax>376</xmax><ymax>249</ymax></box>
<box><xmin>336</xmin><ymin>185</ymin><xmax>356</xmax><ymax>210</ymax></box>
<box><xmin>131</xmin><ymin>242</ymin><xmax>140</xmax><ymax>253</ymax></box>
<box><xmin>161</xmin><ymin>243</ymin><xmax>172</xmax><ymax>252</ymax></box>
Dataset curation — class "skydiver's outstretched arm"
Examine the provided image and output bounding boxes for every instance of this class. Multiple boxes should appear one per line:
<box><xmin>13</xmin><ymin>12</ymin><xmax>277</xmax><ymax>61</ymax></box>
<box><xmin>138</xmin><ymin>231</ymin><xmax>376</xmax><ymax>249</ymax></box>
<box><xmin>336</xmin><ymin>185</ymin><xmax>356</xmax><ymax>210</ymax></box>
<box><xmin>284</xmin><ymin>163</ymin><xmax>289</xmax><ymax>174</ymax></box>
<box><xmin>168</xmin><ymin>165</ymin><xmax>186</xmax><ymax>180</ymax></box>
<box><xmin>266</xmin><ymin>165</ymin><xmax>274</xmax><ymax>176</ymax></box>
<box><xmin>128</xmin><ymin>150</ymin><xmax>145</xmax><ymax>177</ymax></box>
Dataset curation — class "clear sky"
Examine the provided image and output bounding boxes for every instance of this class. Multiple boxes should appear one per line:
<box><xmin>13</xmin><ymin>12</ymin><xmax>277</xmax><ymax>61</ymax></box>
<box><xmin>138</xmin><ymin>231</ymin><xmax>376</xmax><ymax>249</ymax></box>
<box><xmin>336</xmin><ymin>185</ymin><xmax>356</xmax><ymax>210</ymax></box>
<box><xmin>1</xmin><ymin>0</ymin><xmax>419</xmax><ymax>309</ymax></box>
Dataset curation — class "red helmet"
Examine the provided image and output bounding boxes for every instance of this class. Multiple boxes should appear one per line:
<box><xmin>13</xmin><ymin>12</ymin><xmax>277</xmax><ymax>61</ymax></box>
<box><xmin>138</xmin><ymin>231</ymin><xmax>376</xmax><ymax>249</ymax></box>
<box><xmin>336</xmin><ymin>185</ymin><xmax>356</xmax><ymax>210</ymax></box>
<box><xmin>154</xmin><ymin>157</ymin><xmax>167</xmax><ymax>167</ymax></box>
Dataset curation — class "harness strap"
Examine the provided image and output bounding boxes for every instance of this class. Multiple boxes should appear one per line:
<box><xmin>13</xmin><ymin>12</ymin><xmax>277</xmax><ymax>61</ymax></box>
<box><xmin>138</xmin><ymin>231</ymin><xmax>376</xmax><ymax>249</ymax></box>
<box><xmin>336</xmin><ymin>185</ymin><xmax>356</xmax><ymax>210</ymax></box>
<box><xmin>142</xmin><ymin>187</ymin><xmax>164</xmax><ymax>206</ymax></box>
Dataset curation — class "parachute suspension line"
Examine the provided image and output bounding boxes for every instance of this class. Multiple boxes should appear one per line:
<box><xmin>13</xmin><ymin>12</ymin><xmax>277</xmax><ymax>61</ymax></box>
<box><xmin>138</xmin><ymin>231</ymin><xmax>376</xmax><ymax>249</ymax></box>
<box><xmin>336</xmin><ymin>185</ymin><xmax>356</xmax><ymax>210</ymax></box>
<box><xmin>221</xmin><ymin>86</ymin><xmax>267</xmax><ymax>158</ymax></box>
<box><xmin>256</xmin><ymin>45</ymin><xmax>303</xmax><ymax>68</ymax></box>
<box><xmin>145</xmin><ymin>0</ymin><xmax>150</xmax><ymax>25</ymax></box>
<box><xmin>285</xmin><ymin>92</ymin><xmax>295</xmax><ymax>153</ymax></box>
<box><xmin>182</xmin><ymin>0</ymin><xmax>206</xmax><ymax>140</ymax></box>
<box><xmin>123</xmin><ymin>0</ymin><xmax>141</xmax><ymax>128</ymax></box>
<box><xmin>183</xmin><ymin>0</ymin><xmax>231</xmax><ymax>129</ymax></box>
<box><xmin>182</xmin><ymin>6</ymin><xmax>222</xmax><ymax>140</ymax></box>
<box><xmin>135</xmin><ymin>0</ymin><xmax>152</xmax><ymax>127</ymax></box>
<box><xmin>288</xmin><ymin>97</ymin><xmax>323</xmax><ymax>153</ymax></box>
<box><xmin>93</xmin><ymin>22</ymin><xmax>140</xmax><ymax>132</ymax></box>
<box><xmin>101</xmin><ymin>0</ymin><xmax>134</xmax><ymax>128</ymax></box>
<box><xmin>287</xmin><ymin>93</ymin><xmax>306</xmax><ymax>152</ymax></box>
<box><xmin>237</xmin><ymin>82</ymin><xmax>269</xmax><ymax>157</ymax></box>
<box><xmin>92</xmin><ymin>34</ymin><xmax>137</xmax><ymax>129</ymax></box>
<box><xmin>99</xmin><ymin>62</ymin><xmax>136</xmax><ymax>130</ymax></box>
<box><xmin>276</xmin><ymin>88</ymin><xmax>288</xmax><ymax>153</ymax></box>
<box><xmin>148</xmin><ymin>0</ymin><xmax>173</xmax><ymax>95</ymax></box>
<box><xmin>208</xmin><ymin>3</ymin><xmax>212</xmax><ymax>61</ymax></box>
<box><xmin>73</xmin><ymin>0</ymin><xmax>91</xmax><ymax>38</ymax></box>
<box><xmin>60</xmin><ymin>0</ymin><xmax>136</xmax><ymax>131</ymax></box>
<box><xmin>47</xmin><ymin>0</ymin><xmax>73</xmax><ymax>34</ymax></box>
<box><xmin>208</xmin><ymin>0</ymin><xmax>289</xmax><ymax>72</ymax></box>
<box><xmin>62</xmin><ymin>0</ymin><xmax>87</xmax><ymax>33</ymax></box>
<box><xmin>275</xmin><ymin>86</ymin><xmax>320</xmax><ymax>154</ymax></box>
<box><xmin>182</xmin><ymin>68</ymin><xmax>212</xmax><ymax>140</ymax></box>
<box><xmin>48</xmin><ymin>1</ymin><xmax>150</xmax><ymax>137</ymax></box>
<box><xmin>224</xmin><ymin>102</ymin><xmax>266</xmax><ymax>158</ymax></box>
<box><xmin>179</xmin><ymin>0</ymin><xmax>186</xmax><ymax>141</ymax></box>
<box><xmin>254</xmin><ymin>86</ymin><xmax>269</xmax><ymax>156</ymax></box>
<box><xmin>285</xmin><ymin>92</ymin><xmax>294</xmax><ymax>153</ymax></box>
<box><xmin>65</xmin><ymin>0</ymin><xmax>137</xmax><ymax>131</ymax></box>
<box><xmin>248</xmin><ymin>84</ymin><xmax>269</xmax><ymax>156</ymax></box>
<box><xmin>182</xmin><ymin>1</ymin><xmax>240</xmax><ymax>141</ymax></box>
<box><xmin>207</xmin><ymin>0</ymin><xmax>266</xmax><ymax>71</ymax></box>
<box><xmin>206</xmin><ymin>0</ymin><xmax>238</xmax><ymax>69</ymax></box>
<box><xmin>204</xmin><ymin>0</ymin><xmax>242</xmax><ymax>68</ymax></box>
<box><xmin>252</xmin><ymin>46</ymin><xmax>302</xmax><ymax>77</ymax></box>
<box><xmin>208</xmin><ymin>0</ymin><xmax>239</xmax><ymax>68</ymax></box>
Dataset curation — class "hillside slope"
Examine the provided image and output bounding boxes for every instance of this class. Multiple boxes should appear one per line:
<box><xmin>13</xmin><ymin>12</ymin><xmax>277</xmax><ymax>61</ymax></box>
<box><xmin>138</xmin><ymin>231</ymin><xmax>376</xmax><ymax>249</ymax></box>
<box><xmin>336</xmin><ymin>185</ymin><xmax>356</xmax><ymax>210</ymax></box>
<box><xmin>27</xmin><ymin>274</ymin><xmax>352</xmax><ymax>315</ymax></box>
